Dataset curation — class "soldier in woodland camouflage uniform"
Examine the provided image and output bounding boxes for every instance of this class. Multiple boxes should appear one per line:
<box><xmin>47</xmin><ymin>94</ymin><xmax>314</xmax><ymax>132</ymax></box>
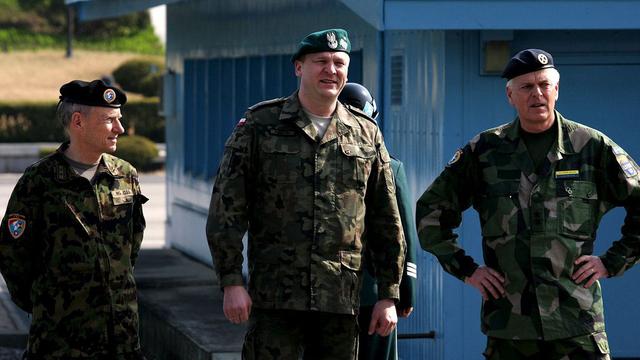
<box><xmin>417</xmin><ymin>49</ymin><xmax>640</xmax><ymax>359</ymax></box>
<box><xmin>0</xmin><ymin>80</ymin><xmax>148</xmax><ymax>359</ymax></box>
<box><xmin>206</xmin><ymin>29</ymin><xmax>405</xmax><ymax>360</ymax></box>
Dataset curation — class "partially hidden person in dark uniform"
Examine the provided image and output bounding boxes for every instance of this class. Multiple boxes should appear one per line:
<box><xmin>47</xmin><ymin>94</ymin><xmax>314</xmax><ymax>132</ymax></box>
<box><xmin>339</xmin><ymin>82</ymin><xmax>418</xmax><ymax>360</ymax></box>
<box><xmin>416</xmin><ymin>49</ymin><xmax>640</xmax><ymax>359</ymax></box>
<box><xmin>0</xmin><ymin>79</ymin><xmax>148</xmax><ymax>359</ymax></box>
<box><xmin>206</xmin><ymin>29</ymin><xmax>406</xmax><ymax>360</ymax></box>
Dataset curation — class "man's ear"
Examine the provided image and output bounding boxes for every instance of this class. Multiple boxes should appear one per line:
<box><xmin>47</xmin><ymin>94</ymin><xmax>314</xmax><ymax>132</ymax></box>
<box><xmin>506</xmin><ymin>86</ymin><xmax>514</xmax><ymax>106</ymax></box>
<box><xmin>70</xmin><ymin>111</ymin><xmax>83</xmax><ymax>130</ymax></box>
<box><xmin>294</xmin><ymin>60</ymin><xmax>303</xmax><ymax>77</ymax></box>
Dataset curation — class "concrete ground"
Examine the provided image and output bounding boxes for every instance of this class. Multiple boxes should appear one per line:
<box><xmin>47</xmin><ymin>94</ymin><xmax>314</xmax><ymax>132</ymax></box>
<box><xmin>0</xmin><ymin>172</ymin><xmax>245</xmax><ymax>359</ymax></box>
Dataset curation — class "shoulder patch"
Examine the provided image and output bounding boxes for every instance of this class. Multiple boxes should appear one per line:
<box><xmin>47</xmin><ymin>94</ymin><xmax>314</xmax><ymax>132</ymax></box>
<box><xmin>617</xmin><ymin>155</ymin><xmax>639</xmax><ymax>178</ymax></box>
<box><xmin>7</xmin><ymin>214</ymin><xmax>26</xmax><ymax>239</ymax></box>
<box><xmin>248</xmin><ymin>97</ymin><xmax>286</xmax><ymax>111</ymax></box>
<box><xmin>345</xmin><ymin>104</ymin><xmax>377</xmax><ymax>125</ymax></box>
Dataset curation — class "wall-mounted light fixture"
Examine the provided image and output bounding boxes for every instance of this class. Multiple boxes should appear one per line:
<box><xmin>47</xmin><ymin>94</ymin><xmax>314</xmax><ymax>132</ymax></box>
<box><xmin>480</xmin><ymin>31</ymin><xmax>513</xmax><ymax>75</ymax></box>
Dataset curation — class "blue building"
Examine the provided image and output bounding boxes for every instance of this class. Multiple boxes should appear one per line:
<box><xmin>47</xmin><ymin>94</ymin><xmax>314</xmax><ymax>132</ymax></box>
<box><xmin>69</xmin><ymin>1</ymin><xmax>640</xmax><ymax>358</ymax></box>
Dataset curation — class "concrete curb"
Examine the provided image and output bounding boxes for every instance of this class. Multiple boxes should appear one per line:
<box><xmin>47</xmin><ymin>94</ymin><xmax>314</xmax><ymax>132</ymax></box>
<box><xmin>135</xmin><ymin>249</ymin><xmax>245</xmax><ymax>360</ymax></box>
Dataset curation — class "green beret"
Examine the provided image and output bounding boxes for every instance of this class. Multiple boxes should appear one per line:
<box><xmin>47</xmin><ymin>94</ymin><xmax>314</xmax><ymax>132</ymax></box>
<box><xmin>502</xmin><ymin>48</ymin><xmax>555</xmax><ymax>80</ymax></box>
<box><xmin>291</xmin><ymin>28</ymin><xmax>351</xmax><ymax>62</ymax></box>
<box><xmin>59</xmin><ymin>79</ymin><xmax>127</xmax><ymax>108</ymax></box>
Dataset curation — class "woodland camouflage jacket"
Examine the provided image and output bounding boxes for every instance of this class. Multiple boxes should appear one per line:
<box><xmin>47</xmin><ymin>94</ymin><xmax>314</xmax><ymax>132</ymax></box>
<box><xmin>417</xmin><ymin>111</ymin><xmax>640</xmax><ymax>340</ymax></box>
<box><xmin>206</xmin><ymin>92</ymin><xmax>405</xmax><ymax>315</ymax></box>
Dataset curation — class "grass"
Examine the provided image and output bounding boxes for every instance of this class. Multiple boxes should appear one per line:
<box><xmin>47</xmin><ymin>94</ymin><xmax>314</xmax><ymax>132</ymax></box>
<box><xmin>0</xmin><ymin>49</ymin><xmax>160</xmax><ymax>101</ymax></box>
<box><xmin>0</xmin><ymin>27</ymin><xmax>163</xmax><ymax>55</ymax></box>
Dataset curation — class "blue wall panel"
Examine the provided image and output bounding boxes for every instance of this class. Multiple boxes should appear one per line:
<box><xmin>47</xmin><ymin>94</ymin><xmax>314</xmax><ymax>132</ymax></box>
<box><xmin>383</xmin><ymin>30</ymin><xmax>446</xmax><ymax>360</ymax></box>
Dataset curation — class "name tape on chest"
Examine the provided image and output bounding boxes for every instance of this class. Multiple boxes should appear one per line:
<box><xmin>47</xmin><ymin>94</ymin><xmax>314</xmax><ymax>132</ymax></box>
<box><xmin>555</xmin><ymin>170</ymin><xmax>580</xmax><ymax>179</ymax></box>
<box><xmin>111</xmin><ymin>189</ymin><xmax>134</xmax><ymax>205</ymax></box>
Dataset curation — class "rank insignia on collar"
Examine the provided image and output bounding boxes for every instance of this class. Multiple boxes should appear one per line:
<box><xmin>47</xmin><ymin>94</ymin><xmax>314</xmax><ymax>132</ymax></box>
<box><xmin>7</xmin><ymin>214</ymin><xmax>26</xmax><ymax>239</ymax></box>
<box><xmin>447</xmin><ymin>149</ymin><xmax>463</xmax><ymax>166</ymax></box>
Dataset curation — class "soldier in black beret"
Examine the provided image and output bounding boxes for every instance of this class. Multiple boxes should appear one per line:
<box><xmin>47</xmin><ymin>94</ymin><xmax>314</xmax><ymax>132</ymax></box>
<box><xmin>417</xmin><ymin>47</ymin><xmax>639</xmax><ymax>359</ymax></box>
<box><xmin>59</xmin><ymin>79</ymin><xmax>127</xmax><ymax>108</ymax></box>
<box><xmin>0</xmin><ymin>79</ymin><xmax>148</xmax><ymax>358</ymax></box>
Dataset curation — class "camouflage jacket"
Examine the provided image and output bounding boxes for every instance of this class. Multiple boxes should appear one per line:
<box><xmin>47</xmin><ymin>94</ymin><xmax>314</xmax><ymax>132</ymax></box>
<box><xmin>360</xmin><ymin>158</ymin><xmax>418</xmax><ymax>311</ymax></box>
<box><xmin>416</xmin><ymin>111</ymin><xmax>640</xmax><ymax>340</ymax></box>
<box><xmin>206</xmin><ymin>92</ymin><xmax>405</xmax><ymax>315</ymax></box>
<box><xmin>0</xmin><ymin>143</ymin><xmax>147</xmax><ymax>358</ymax></box>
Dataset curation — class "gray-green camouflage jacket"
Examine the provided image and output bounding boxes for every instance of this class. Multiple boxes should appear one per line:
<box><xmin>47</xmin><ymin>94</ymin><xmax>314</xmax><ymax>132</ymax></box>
<box><xmin>417</xmin><ymin>111</ymin><xmax>640</xmax><ymax>340</ymax></box>
<box><xmin>0</xmin><ymin>143</ymin><xmax>147</xmax><ymax>358</ymax></box>
<box><xmin>206</xmin><ymin>92</ymin><xmax>405</xmax><ymax>315</ymax></box>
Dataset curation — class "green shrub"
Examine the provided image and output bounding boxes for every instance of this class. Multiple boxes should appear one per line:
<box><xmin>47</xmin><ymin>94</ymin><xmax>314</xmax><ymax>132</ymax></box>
<box><xmin>114</xmin><ymin>135</ymin><xmax>159</xmax><ymax>171</ymax></box>
<box><xmin>0</xmin><ymin>99</ymin><xmax>165</xmax><ymax>143</ymax></box>
<box><xmin>113</xmin><ymin>57</ymin><xmax>165</xmax><ymax>97</ymax></box>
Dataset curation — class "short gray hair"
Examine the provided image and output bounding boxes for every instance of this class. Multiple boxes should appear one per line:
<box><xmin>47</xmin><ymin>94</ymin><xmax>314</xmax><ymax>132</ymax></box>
<box><xmin>506</xmin><ymin>68</ymin><xmax>560</xmax><ymax>89</ymax></box>
<box><xmin>56</xmin><ymin>101</ymin><xmax>91</xmax><ymax>137</ymax></box>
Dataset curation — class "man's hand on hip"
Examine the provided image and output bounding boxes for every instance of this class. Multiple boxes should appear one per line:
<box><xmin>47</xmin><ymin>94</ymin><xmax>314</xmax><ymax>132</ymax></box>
<box><xmin>223</xmin><ymin>285</ymin><xmax>252</xmax><ymax>324</ymax></box>
<box><xmin>572</xmin><ymin>255</ymin><xmax>608</xmax><ymax>288</ymax></box>
<box><xmin>465</xmin><ymin>266</ymin><xmax>506</xmax><ymax>301</ymax></box>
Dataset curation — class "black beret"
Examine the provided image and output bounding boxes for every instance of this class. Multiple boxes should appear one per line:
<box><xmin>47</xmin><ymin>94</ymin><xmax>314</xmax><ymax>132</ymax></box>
<box><xmin>59</xmin><ymin>79</ymin><xmax>127</xmax><ymax>108</ymax></box>
<box><xmin>291</xmin><ymin>28</ymin><xmax>351</xmax><ymax>63</ymax></box>
<box><xmin>501</xmin><ymin>49</ymin><xmax>555</xmax><ymax>80</ymax></box>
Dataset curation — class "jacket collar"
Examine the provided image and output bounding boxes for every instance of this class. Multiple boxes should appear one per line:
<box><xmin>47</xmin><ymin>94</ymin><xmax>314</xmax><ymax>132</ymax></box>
<box><xmin>503</xmin><ymin>110</ymin><xmax>575</xmax><ymax>157</ymax></box>
<box><xmin>52</xmin><ymin>142</ymin><xmax>123</xmax><ymax>182</ymax></box>
<box><xmin>279</xmin><ymin>91</ymin><xmax>356</xmax><ymax>143</ymax></box>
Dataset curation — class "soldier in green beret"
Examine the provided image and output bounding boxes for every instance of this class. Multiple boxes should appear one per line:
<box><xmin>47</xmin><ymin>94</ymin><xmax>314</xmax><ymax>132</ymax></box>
<box><xmin>417</xmin><ymin>48</ymin><xmax>640</xmax><ymax>359</ymax></box>
<box><xmin>0</xmin><ymin>79</ymin><xmax>148</xmax><ymax>359</ymax></box>
<box><xmin>206</xmin><ymin>29</ymin><xmax>406</xmax><ymax>359</ymax></box>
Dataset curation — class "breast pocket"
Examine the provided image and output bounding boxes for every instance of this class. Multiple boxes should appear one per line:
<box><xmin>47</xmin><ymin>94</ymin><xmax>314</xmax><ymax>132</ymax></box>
<box><xmin>478</xmin><ymin>181</ymin><xmax>520</xmax><ymax>238</ymax></box>
<box><xmin>557</xmin><ymin>180</ymin><xmax>598</xmax><ymax>240</ymax></box>
<box><xmin>339</xmin><ymin>143</ymin><xmax>376</xmax><ymax>189</ymax></box>
<box><xmin>261</xmin><ymin>139</ymin><xmax>301</xmax><ymax>184</ymax></box>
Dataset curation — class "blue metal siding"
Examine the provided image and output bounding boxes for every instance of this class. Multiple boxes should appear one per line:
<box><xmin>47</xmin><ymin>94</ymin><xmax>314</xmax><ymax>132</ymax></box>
<box><xmin>383</xmin><ymin>30</ymin><xmax>446</xmax><ymax>360</ymax></box>
<box><xmin>384</xmin><ymin>1</ymin><xmax>640</xmax><ymax>30</ymax></box>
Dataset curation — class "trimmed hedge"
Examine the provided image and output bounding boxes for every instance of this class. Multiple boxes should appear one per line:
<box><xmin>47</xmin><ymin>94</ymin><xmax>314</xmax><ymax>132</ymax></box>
<box><xmin>0</xmin><ymin>98</ymin><xmax>165</xmax><ymax>142</ymax></box>
<box><xmin>114</xmin><ymin>135</ymin><xmax>159</xmax><ymax>171</ymax></box>
<box><xmin>113</xmin><ymin>58</ymin><xmax>165</xmax><ymax>97</ymax></box>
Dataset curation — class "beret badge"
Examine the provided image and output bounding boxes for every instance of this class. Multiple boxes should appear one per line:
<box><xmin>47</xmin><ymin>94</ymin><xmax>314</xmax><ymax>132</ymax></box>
<box><xmin>537</xmin><ymin>53</ymin><xmax>549</xmax><ymax>65</ymax></box>
<box><xmin>327</xmin><ymin>32</ymin><xmax>338</xmax><ymax>49</ymax></box>
<box><xmin>103</xmin><ymin>89</ymin><xmax>116</xmax><ymax>104</ymax></box>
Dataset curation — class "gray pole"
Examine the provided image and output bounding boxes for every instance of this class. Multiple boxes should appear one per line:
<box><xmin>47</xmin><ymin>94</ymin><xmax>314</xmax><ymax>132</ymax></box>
<box><xmin>66</xmin><ymin>5</ymin><xmax>73</xmax><ymax>58</ymax></box>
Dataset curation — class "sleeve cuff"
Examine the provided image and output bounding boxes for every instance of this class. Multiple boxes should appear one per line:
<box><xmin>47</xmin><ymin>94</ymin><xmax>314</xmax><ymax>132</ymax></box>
<box><xmin>599</xmin><ymin>255</ymin><xmax>625</xmax><ymax>278</ymax></box>
<box><xmin>377</xmin><ymin>283</ymin><xmax>400</xmax><ymax>301</ymax></box>
<box><xmin>220</xmin><ymin>273</ymin><xmax>245</xmax><ymax>288</ymax></box>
